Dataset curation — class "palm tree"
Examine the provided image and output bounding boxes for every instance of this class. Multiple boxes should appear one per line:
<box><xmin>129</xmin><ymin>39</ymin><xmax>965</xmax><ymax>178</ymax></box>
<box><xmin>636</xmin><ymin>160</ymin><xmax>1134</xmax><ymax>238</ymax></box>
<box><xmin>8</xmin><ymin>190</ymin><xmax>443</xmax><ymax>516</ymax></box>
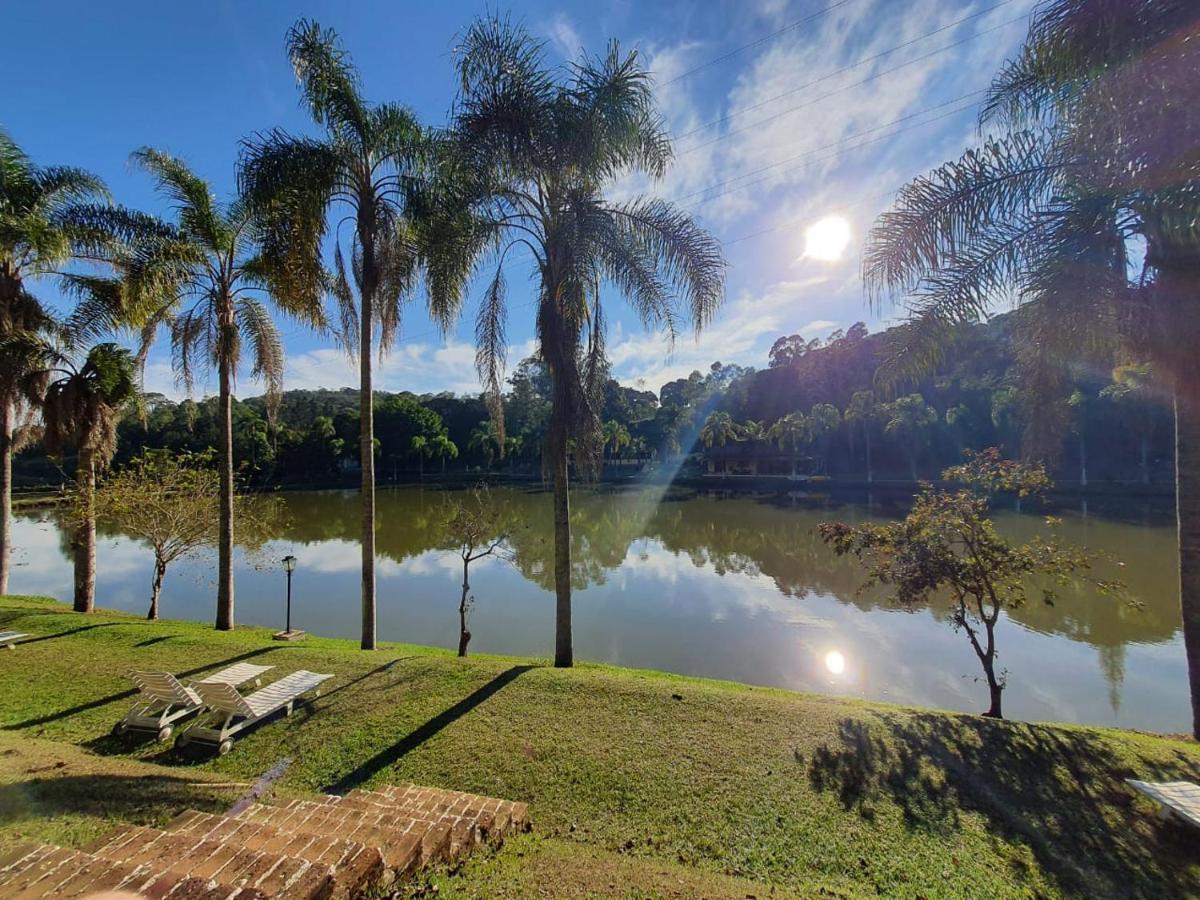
<box><xmin>861</xmin><ymin>0</ymin><xmax>1200</xmax><ymax>734</ymax></box>
<box><xmin>737</xmin><ymin>419</ymin><xmax>767</xmax><ymax>445</ymax></box>
<box><xmin>844</xmin><ymin>390</ymin><xmax>878</xmax><ymax>483</ymax></box>
<box><xmin>768</xmin><ymin>412</ymin><xmax>811</xmax><ymax>477</ymax></box>
<box><xmin>426</xmin><ymin>17</ymin><xmax>725</xmax><ymax>667</ymax></box>
<box><xmin>603</xmin><ymin>420</ymin><xmax>631</xmax><ymax>458</ymax></box>
<box><xmin>410</xmin><ymin>434</ymin><xmax>432</xmax><ymax>479</ymax></box>
<box><xmin>0</xmin><ymin>131</ymin><xmax>132</xmax><ymax>595</ymax></box>
<box><xmin>41</xmin><ymin>344</ymin><xmax>137</xmax><ymax>612</ymax></box>
<box><xmin>432</xmin><ymin>433</ymin><xmax>458</xmax><ymax>473</ymax></box>
<box><xmin>808</xmin><ymin>403</ymin><xmax>842</xmax><ymax>474</ymax></box>
<box><xmin>239</xmin><ymin>20</ymin><xmax>435</xmax><ymax>650</ymax></box>
<box><xmin>700</xmin><ymin>412</ymin><xmax>739</xmax><ymax>449</ymax></box>
<box><xmin>1099</xmin><ymin>363</ymin><xmax>1158</xmax><ymax>484</ymax></box>
<box><xmin>882</xmin><ymin>395</ymin><xmax>937</xmax><ymax>481</ymax></box>
<box><xmin>96</xmin><ymin>149</ymin><xmax>319</xmax><ymax>631</ymax></box>
<box><xmin>469</xmin><ymin>420</ymin><xmax>500</xmax><ymax>470</ymax></box>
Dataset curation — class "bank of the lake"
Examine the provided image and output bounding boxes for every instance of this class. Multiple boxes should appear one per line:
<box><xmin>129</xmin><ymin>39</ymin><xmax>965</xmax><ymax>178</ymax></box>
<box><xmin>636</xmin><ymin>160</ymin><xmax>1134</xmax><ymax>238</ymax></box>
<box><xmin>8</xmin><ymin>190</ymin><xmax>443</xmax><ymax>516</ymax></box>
<box><xmin>0</xmin><ymin>595</ymin><xmax>1197</xmax><ymax>898</ymax></box>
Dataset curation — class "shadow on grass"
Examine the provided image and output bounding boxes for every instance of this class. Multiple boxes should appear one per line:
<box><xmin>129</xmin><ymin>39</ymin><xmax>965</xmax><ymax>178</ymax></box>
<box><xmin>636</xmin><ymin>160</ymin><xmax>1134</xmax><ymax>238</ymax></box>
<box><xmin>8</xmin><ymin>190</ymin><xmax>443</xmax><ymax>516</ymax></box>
<box><xmin>0</xmin><ymin>622</ymin><xmax>124</xmax><ymax>646</ymax></box>
<box><xmin>3</xmin><ymin>646</ymin><xmax>288</xmax><ymax>733</ymax></box>
<box><xmin>0</xmin><ymin>773</ymin><xmax>228</xmax><ymax>828</ymax></box>
<box><xmin>807</xmin><ymin>713</ymin><xmax>1200</xmax><ymax>897</ymax></box>
<box><xmin>134</xmin><ymin>635</ymin><xmax>176</xmax><ymax>648</ymax></box>
<box><xmin>325</xmin><ymin>664</ymin><xmax>536</xmax><ymax>794</ymax></box>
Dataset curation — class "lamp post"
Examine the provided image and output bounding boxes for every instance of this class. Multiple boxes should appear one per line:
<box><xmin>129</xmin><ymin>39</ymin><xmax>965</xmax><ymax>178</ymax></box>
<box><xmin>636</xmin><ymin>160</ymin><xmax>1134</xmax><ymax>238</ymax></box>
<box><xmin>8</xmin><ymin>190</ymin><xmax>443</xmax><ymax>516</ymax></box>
<box><xmin>274</xmin><ymin>554</ymin><xmax>304</xmax><ymax>641</ymax></box>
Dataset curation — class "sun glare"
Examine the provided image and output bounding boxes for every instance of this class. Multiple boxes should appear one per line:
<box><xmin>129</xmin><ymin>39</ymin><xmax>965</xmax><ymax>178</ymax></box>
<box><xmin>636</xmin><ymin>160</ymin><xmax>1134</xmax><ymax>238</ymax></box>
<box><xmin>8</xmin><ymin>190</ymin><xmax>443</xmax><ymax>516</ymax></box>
<box><xmin>824</xmin><ymin>650</ymin><xmax>846</xmax><ymax>675</ymax></box>
<box><xmin>803</xmin><ymin>216</ymin><xmax>851</xmax><ymax>262</ymax></box>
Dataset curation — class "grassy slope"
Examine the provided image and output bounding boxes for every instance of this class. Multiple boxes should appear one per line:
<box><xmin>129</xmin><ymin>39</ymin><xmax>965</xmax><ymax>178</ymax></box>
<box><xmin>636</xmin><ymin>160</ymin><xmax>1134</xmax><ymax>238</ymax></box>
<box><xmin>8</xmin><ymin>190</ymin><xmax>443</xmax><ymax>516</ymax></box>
<box><xmin>0</xmin><ymin>596</ymin><xmax>1197</xmax><ymax>899</ymax></box>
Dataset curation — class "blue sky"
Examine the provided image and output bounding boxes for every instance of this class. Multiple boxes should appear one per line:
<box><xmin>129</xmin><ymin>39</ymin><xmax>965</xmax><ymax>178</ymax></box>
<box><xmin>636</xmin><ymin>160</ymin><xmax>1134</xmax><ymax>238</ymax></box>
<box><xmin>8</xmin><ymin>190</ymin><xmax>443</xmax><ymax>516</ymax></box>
<box><xmin>2</xmin><ymin>0</ymin><xmax>1036</xmax><ymax>399</ymax></box>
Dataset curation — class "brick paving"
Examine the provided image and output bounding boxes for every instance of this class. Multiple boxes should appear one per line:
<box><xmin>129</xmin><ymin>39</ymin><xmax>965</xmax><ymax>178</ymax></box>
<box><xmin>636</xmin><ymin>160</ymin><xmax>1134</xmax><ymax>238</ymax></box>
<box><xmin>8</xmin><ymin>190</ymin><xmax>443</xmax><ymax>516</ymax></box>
<box><xmin>0</xmin><ymin>783</ymin><xmax>530</xmax><ymax>898</ymax></box>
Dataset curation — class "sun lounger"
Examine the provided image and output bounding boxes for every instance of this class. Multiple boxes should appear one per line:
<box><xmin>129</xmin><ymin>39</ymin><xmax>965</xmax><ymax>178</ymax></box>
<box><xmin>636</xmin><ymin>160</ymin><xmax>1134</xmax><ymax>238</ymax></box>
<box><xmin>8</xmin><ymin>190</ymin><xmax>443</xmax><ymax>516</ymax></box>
<box><xmin>179</xmin><ymin>669</ymin><xmax>333</xmax><ymax>754</ymax></box>
<box><xmin>0</xmin><ymin>631</ymin><xmax>28</xmax><ymax>649</ymax></box>
<box><xmin>115</xmin><ymin>663</ymin><xmax>274</xmax><ymax>741</ymax></box>
<box><xmin>1126</xmin><ymin>779</ymin><xmax>1200</xmax><ymax>829</ymax></box>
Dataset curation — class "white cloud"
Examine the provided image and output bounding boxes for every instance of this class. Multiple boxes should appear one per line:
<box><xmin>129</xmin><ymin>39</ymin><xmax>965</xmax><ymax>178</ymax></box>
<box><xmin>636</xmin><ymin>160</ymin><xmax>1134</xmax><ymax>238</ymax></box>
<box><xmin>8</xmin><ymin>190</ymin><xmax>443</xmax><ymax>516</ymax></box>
<box><xmin>607</xmin><ymin>275</ymin><xmax>833</xmax><ymax>391</ymax></box>
<box><xmin>543</xmin><ymin>12</ymin><xmax>583</xmax><ymax>59</ymax></box>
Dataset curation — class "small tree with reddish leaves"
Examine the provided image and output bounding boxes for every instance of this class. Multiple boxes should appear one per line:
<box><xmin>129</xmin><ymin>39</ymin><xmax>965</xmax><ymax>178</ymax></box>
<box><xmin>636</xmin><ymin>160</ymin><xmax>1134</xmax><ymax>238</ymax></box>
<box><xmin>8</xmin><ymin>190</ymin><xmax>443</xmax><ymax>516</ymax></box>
<box><xmin>819</xmin><ymin>449</ymin><xmax>1123</xmax><ymax>718</ymax></box>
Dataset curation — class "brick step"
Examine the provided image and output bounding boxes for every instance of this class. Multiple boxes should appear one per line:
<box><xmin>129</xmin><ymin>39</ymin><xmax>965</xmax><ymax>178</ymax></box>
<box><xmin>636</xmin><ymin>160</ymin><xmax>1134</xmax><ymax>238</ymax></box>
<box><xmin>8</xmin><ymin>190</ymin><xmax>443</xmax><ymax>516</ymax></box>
<box><xmin>273</xmin><ymin>796</ymin><xmax>479</xmax><ymax>860</ymax></box>
<box><xmin>356</xmin><ymin>783</ymin><xmax>530</xmax><ymax>834</ymax></box>
<box><xmin>0</xmin><ymin>842</ymin><xmax>268</xmax><ymax>898</ymax></box>
<box><xmin>164</xmin><ymin>809</ymin><xmax>385</xmax><ymax>897</ymax></box>
<box><xmin>85</xmin><ymin>824</ymin><xmax>334</xmax><ymax>899</ymax></box>
<box><xmin>235</xmin><ymin>802</ymin><xmax>436</xmax><ymax>875</ymax></box>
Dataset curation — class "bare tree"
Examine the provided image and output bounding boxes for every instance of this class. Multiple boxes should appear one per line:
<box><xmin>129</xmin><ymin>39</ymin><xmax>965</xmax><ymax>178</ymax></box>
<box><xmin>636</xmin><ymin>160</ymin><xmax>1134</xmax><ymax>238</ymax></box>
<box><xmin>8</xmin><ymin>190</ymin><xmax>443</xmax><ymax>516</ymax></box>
<box><xmin>442</xmin><ymin>484</ymin><xmax>511</xmax><ymax>657</ymax></box>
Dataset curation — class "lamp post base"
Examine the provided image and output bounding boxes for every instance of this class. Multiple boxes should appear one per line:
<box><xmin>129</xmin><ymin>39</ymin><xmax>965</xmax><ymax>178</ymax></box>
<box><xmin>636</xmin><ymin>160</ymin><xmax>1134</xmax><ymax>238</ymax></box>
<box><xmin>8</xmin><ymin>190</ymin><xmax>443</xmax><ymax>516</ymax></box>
<box><xmin>272</xmin><ymin>629</ymin><xmax>306</xmax><ymax>642</ymax></box>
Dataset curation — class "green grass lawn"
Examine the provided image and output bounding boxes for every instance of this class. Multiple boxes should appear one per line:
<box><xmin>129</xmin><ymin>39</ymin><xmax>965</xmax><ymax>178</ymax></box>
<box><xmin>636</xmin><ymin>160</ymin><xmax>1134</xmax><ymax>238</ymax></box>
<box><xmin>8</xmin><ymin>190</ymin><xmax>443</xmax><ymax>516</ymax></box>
<box><xmin>1</xmin><ymin>594</ymin><xmax>1198</xmax><ymax>898</ymax></box>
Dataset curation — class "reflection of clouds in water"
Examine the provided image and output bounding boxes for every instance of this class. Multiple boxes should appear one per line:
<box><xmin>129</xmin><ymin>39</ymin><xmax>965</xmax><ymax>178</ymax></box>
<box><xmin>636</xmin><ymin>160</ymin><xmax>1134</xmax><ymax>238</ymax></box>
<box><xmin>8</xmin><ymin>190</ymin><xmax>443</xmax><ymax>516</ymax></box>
<box><xmin>258</xmin><ymin>538</ymin><xmax>406</xmax><ymax>578</ymax></box>
<box><xmin>10</xmin><ymin>491</ymin><xmax>1193</xmax><ymax>732</ymax></box>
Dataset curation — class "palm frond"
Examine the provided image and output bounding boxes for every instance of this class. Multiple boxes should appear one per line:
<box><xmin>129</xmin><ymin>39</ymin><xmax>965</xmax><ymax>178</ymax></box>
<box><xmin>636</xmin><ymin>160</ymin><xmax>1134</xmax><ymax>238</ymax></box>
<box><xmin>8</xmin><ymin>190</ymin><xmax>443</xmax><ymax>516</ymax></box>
<box><xmin>608</xmin><ymin>198</ymin><xmax>725</xmax><ymax>333</ymax></box>
<box><xmin>286</xmin><ymin>18</ymin><xmax>368</xmax><ymax>142</ymax></box>
<box><xmin>238</xmin><ymin>132</ymin><xmax>342</xmax><ymax>313</ymax></box>
<box><xmin>132</xmin><ymin>148</ymin><xmax>226</xmax><ymax>247</ymax></box>
<box><xmin>476</xmin><ymin>263</ymin><xmax>508</xmax><ymax>448</ymax></box>
<box><xmin>863</xmin><ymin>131</ymin><xmax>1063</xmax><ymax>305</ymax></box>
<box><xmin>237</xmin><ymin>297</ymin><xmax>284</xmax><ymax>419</ymax></box>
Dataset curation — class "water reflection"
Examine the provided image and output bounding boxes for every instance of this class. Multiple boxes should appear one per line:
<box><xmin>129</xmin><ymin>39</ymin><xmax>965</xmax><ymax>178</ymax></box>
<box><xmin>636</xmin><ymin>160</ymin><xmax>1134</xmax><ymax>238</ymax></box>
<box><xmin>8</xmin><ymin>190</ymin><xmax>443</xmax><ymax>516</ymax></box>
<box><xmin>10</xmin><ymin>485</ymin><xmax>1189</xmax><ymax>732</ymax></box>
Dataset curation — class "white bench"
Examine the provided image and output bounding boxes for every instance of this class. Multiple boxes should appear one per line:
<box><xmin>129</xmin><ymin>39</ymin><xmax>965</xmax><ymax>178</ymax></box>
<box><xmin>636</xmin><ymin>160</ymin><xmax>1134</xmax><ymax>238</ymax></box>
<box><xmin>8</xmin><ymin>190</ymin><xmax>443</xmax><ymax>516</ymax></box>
<box><xmin>116</xmin><ymin>664</ymin><xmax>273</xmax><ymax>741</ymax></box>
<box><xmin>180</xmin><ymin>670</ymin><xmax>333</xmax><ymax>755</ymax></box>
<box><xmin>1127</xmin><ymin>779</ymin><xmax>1200</xmax><ymax>829</ymax></box>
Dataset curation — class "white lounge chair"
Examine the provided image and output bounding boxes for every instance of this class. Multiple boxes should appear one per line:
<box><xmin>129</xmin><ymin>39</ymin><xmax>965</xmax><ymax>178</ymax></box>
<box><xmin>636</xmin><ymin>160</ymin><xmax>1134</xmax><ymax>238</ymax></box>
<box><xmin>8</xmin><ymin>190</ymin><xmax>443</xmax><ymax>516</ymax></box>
<box><xmin>179</xmin><ymin>669</ymin><xmax>333</xmax><ymax>754</ymax></box>
<box><xmin>0</xmin><ymin>631</ymin><xmax>28</xmax><ymax>649</ymax></box>
<box><xmin>1127</xmin><ymin>779</ymin><xmax>1200</xmax><ymax>829</ymax></box>
<box><xmin>115</xmin><ymin>663</ymin><xmax>274</xmax><ymax>741</ymax></box>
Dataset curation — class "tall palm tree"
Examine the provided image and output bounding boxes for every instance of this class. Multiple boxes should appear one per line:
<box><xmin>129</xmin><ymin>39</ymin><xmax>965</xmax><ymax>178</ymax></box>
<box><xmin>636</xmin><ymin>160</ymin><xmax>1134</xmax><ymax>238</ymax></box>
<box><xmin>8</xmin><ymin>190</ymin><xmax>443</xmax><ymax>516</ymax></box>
<box><xmin>41</xmin><ymin>343</ymin><xmax>137</xmax><ymax>612</ymax></box>
<box><xmin>700</xmin><ymin>412</ymin><xmax>739</xmax><ymax>449</ymax></box>
<box><xmin>428</xmin><ymin>16</ymin><xmax>725</xmax><ymax>666</ymax></box>
<box><xmin>603</xmin><ymin>419</ymin><xmax>631</xmax><ymax>458</ymax></box>
<box><xmin>862</xmin><ymin>0</ymin><xmax>1200</xmax><ymax>733</ymax></box>
<box><xmin>844</xmin><ymin>390</ymin><xmax>878</xmax><ymax>483</ymax></box>
<box><xmin>0</xmin><ymin>131</ymin><xmax>134</xmax><ymax>594</ymax></box>
<box><xmin>88</xmin><ymin>149</ymin><xmax>319</xmax><ymax>631</ymax></box>
<box><xmin>768</xmin><ymin>412</ymin><xmax>811</xmax><ymax>477</ymax></box>
<box><xmin>239</xmin><ymin>19</ymin><xmax>433</xmax><ymax>650</ymax></box>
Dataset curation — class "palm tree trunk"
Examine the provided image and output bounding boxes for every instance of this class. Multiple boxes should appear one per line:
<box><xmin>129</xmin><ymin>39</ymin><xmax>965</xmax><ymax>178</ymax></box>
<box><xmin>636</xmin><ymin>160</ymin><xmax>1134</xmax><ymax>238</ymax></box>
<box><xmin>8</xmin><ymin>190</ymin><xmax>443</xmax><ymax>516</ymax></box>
<box><xmin>148</xmin><ymin>555</ymin><xmax>166</xmax><ymax>620</ymax></box>
<box><xmin>215</xmin><ymin>351</ymin><xmax>234</xmax><ymax>630</ymax></box>
<box><xmin>1079</xmin><ymin>431</ymin><xmax>1088</xmax><ymax>488</ymax></box>
<box><xmin>359</xmin><ymin>236</ymin><xmax>378</xmax><ymax>651</ymax></box>
<box><xmin>0</xmin><ymin>399</ymin><xmax>11</xmax><ymax>596</ymax></box>
<box><xmin>72</xmin><ymin>448</ymin><xmax>96</xmax><ymax>613</ymax></box>
<box><xmin>552</xmin><ymin>445</ymin><xmax>572</xmax><ymax>667</ymax></box>
<box><xmin>864</xmin><ymin>427</ymin><xmax>873</xmax><ymax>484</ymax></box>
<box><xmin>1175</xmin><ymin>384</ymin><xmax>1200</xmax><ymax>738</ymax></box>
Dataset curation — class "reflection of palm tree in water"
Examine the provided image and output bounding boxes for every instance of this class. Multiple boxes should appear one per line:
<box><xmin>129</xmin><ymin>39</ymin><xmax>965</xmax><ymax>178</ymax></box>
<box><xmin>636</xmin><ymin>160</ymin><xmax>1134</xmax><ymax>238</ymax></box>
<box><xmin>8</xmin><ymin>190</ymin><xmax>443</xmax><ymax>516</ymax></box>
<box><xmin>1098</xmin><ymin>644</ymin><xmax>1125</xmax><ymax>718</ymax></box>
<box><xmin>58</xmin><ymin>487</ymin><xmax>1179</xmax><ymax>664</ymax></box>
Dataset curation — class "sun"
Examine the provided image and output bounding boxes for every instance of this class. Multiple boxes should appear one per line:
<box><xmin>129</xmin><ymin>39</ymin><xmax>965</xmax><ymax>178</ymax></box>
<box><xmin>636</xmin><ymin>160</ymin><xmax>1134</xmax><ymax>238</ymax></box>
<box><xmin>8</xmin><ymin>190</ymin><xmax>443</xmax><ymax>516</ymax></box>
<box><xmin>803</xmin><ymin>215</ymin><xmax>851</xmax><ymax>262</ymax></box>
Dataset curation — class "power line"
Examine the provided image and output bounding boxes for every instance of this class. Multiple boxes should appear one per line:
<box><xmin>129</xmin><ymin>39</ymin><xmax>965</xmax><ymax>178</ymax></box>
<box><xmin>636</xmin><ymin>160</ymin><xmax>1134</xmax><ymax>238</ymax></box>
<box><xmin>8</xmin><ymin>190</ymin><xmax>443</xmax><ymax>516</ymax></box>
<box><xmin>679</xmin><ymin>9</ymin><xmax>1026</xmax><ymax>155</ymax></box>
<box><xmin>673</xmin><ymin>90</ymin><xmax>985</xmax><ymax>208</ymax></box>
<box><xmin>677</xmin><ymin>0</ymin><xmax>1015</xmax><ymax>141</ymax></box>
<box><xmin>662</xmin><ymin>0</ymin><xmax>854</xmax><ymax>86</ymax></box>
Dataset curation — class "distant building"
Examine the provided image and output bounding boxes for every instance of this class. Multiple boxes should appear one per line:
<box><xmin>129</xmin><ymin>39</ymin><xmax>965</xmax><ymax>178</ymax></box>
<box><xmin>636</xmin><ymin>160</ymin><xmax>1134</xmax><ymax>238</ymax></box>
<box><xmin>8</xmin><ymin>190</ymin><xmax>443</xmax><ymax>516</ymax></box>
<box><xmin>702</xmin><ymin>444</ymin><xmax>811</xmax><ymax>479</ymax></box>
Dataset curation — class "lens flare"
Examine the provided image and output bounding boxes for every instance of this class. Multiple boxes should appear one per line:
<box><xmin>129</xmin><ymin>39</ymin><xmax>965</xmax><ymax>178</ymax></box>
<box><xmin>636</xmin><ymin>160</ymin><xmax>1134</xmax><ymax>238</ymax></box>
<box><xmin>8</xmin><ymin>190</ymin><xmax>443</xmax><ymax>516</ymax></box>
<box><xmin>824</xmin><ymin>650</ymin><xmax>846</xmax><ymax>675</ymax></box>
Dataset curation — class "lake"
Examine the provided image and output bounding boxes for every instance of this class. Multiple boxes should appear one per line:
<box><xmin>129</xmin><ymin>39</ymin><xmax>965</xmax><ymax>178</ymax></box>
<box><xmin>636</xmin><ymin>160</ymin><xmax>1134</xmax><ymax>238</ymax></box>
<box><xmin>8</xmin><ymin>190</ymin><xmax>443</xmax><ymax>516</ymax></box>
<box><xmin>10</xmin><ymin>484</ymin><xmax>1190</xmax><ymax>733</ymax></box>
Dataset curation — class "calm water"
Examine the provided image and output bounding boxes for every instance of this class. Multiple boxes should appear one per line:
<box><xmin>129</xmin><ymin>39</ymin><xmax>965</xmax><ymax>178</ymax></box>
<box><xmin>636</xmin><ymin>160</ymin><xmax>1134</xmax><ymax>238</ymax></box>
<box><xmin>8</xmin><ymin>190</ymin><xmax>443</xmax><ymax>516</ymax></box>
<box><xmin>10</xmin><ymin>485</ymin><xmax>1189</xmax><ymax>732</ymax></box>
